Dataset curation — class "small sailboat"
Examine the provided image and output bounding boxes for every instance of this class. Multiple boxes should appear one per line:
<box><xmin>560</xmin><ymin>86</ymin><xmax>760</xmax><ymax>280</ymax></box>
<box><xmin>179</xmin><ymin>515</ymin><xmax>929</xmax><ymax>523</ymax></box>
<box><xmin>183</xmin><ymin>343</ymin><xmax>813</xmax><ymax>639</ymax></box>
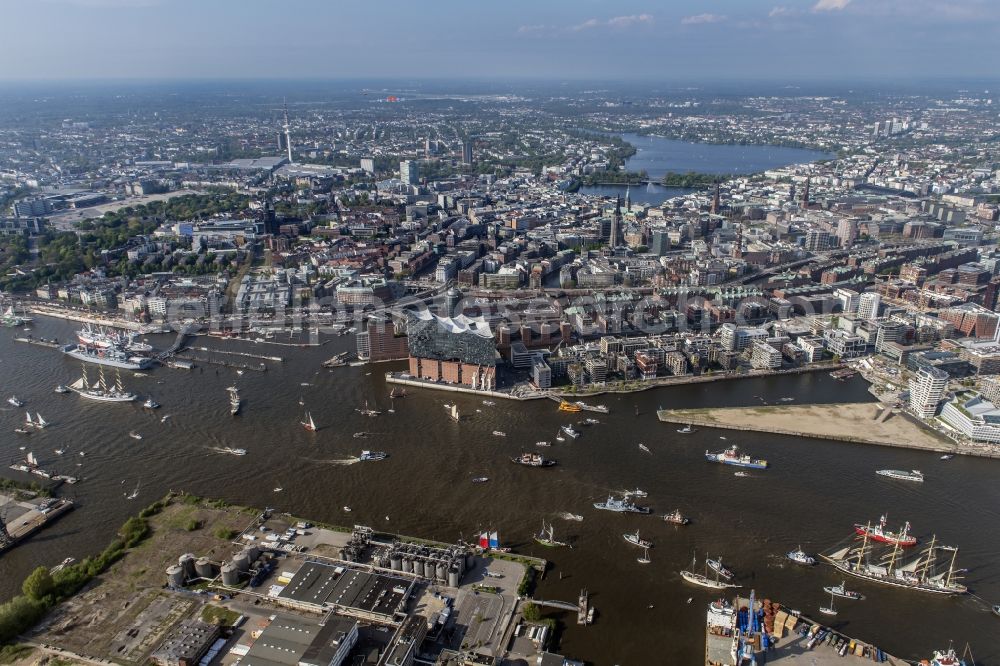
<box><xmin>534</xmin><ymin>520</ymin><xmax>568</xmax><ymax>547</ymax></box>
<box><xmin>35</xmin><ymin>413</ymin><xmax>48</xmax><ymax>429</ymax></box>
<box><xmin>301</xmin><ymin>411</ymin><xmax>317</xmax><ymax>432</ymax></box>
<box><xmin>637</xmin><ymin>547</ymin><xmax>651</xmax><ymax>565</ymax></box>
<box><xmin>125</xmin><ymin>479</ymin><xmax>140</xmax><ymax>500</ymax></box>
<box><xmin>819</xmin><ymin>589</ymin><xmax>838</xmax><ymax>616</ymax></box>
<box><xmin>448</xmin><ymin>404</ymin><xmax>460</xmax><ymax>422</ymax></box>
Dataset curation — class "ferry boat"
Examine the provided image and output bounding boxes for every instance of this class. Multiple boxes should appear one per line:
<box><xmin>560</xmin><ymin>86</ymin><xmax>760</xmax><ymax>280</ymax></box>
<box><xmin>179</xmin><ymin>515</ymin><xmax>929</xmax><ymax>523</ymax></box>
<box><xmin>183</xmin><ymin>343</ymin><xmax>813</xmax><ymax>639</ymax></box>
<box><xmin>228</xmin><ymin>386</ymin><xmax>241</xmax><ymax>416</ymax></box>
<box><xmin>705</xmin><ymin>445</ymin><xmax>768</xmax><ymax>469</ymax></box>
<box><xmin>823</xmin><ymin>581</ymin><xmax>864</xmax><ymax>600</ymax></box>
<box><xmin>535</xmin><ymin>520</ymin><xmax>568</xmax><ymax>547</ymax></box>
<box><xmin>663</xmin><ymin>508</ymin><xmax>690</xmax><ymax>525</ymax></box>
<box><xmin>8</xmin><ymin>396</ymin><xmax>23</xmax><ymax>407</ymax></box>
<box><xmin>70</xmin><ymin>365</ymin><xmax>137</xmax><ymax>403</ymax></box>
<box><xmin>623</xmin><ymin>529</ymin><xmax>652</xmax><ymax>548</ymax></box>
<box><xmin>822</xmin><ymin>531</ymin><xmax>966</xmax><ymax>595</ymax></box>
<box><xmin>786</xmin><ymin>546</ymin><xmax>816</xmax><ymax>566</ymax></box>
<box><xmin>706</xmin><ymin>557</ymin><xmax>734</xmax><ymax>580</ymax></box>
<box><xmin>876</xmin><ymin>468</ymin><xmax>923</xmax><ymax>482</ymax></box>
<box><xmin>593</xmin><ymin>494</ymin><xmax>651</xmax><ymax>514</ymax></box>
<box><xmin>561</xmin><ymin>425</ymin><xmax>580</xmax><ymax>439</ymax></box>
<box><xmin>511</xmin><ymin>452</ymin><xmax>555</xmax><ymax>467</ymax></box>
<box><xmin>301</xmin><ymin>412</ymin><xmax>317</xmax><ymax>432</ymax></box>
<box><xmin>358</xmin><ymin>450</ymin><xmax>388</xmax><ymax>461</ymax></box>
<box><xmin>558</xmin><ymin>400</ymin><xmax>582</xmax><ymax>413</ymax></box>
<box><xmin>854</xmin><ymin>515</ymin><xmax>917</xmax><ymax>547</ymax></box>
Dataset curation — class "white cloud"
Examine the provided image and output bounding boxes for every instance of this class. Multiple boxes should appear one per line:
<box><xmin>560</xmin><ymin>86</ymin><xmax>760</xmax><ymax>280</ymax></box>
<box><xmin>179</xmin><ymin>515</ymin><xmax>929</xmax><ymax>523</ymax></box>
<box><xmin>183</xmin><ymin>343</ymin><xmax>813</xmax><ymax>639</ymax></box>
<box><xmin>769</xmin><ymin>6</ymin><xmax>794</xmax><ymax>17</ymax></box>
<box><xmin>517</xmin><ymin>24</ymin><xmax>547</xmax><ymax>35</ymax></box>
<box><xmin>607</xmin><ymin>14</ymin><xmax>654</xmax><ymax>28</ymax></box>
<box><xmin>680</xmin><ymin>13</ymin><xmax>728</xmax><ymax>25</ymax></box>
<box><xmin>570</xmin><ymin>18</ymin><xmax>602</xmax><ymax>31</ymax></box>
<box><xmin>813</xmin><ymin>0</ymin><xmax>851</xmax><ymax>11</ymax></box>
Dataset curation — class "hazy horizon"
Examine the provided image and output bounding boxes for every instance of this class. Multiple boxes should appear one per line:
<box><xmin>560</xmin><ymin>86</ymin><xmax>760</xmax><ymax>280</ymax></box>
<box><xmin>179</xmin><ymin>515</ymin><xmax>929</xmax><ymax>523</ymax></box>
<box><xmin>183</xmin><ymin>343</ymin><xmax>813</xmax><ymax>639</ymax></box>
<box><xmin>1</xmin><ymin>0</ymin><xmax>998</xmax><ymax>82</ymax></box>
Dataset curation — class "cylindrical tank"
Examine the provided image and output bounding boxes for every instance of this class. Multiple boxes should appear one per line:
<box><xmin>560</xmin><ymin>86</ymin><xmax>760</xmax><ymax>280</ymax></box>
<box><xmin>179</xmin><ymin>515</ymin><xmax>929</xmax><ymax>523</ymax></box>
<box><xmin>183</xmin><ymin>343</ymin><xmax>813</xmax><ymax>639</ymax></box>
<box><xmin>420</xmin><ymin>560</ymin><xmax>430</xmax><ymax>578</ymax></box>
<box><xmin>195</xmin><ymin>558</ymin><xmax>217</xmax><ymax>579</ymax></box>
<box><xmin>178</xmin><ymin>553</ymin><xmax>197</xmax><ymax>579</ymax></box>
<box><xmin>221</xmin><ymin>563</ymin><xmax>240</xmax><ymax>586</ymax></box>
<box><xmin>232</xmin><ymin>550</ymin><xmax>251</xmax><ymax>573</ymax></box>
<box><xmin>448</xmin><ymin>567</ymin><xmax>460</xmax><ymax>588</ymax></box>
<box><xmin>390</xmin><ymin>554</ymin><xmax>402</xmax><ymax>571</ymax></box>
<box><xmin>436</xmin><ymin>563</ymin><xmax>447</xmax><ymax>580</ymax></box>
<box><xmin>166</xmin><ymin>565</ymin><xmax>185</xmax><ymax>588</ymax></box>
<box><xmin>402</xmin><ymin>558</ymin><xmax>412</xmax><ymax>573</ymax></box>
<box><xmin>246</xmin><ymin>544</ymin><xmax>260</xmax><ymax>562</ymax></box>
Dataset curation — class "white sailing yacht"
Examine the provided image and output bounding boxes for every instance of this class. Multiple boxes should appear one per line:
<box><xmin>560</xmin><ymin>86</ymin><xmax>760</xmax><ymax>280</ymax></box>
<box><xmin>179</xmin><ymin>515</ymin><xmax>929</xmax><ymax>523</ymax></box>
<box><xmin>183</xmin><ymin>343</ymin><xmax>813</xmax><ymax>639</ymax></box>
<box><xmin>448</xmin><ymin>404</ymin><xmax>460</xmax><ymax>421</ymax></box>
<box><xmin>301</xmin><ymin>411</ymin><xmax>317</xmax><ymax>432</ymax></box>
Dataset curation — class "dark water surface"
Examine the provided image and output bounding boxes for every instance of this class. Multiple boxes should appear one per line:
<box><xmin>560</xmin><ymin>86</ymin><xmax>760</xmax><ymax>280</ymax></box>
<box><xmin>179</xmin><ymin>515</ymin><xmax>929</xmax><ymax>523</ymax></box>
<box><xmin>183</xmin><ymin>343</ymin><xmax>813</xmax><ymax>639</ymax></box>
<box><xmin>1</xmin><ymin>317</ymin><xmax>998</xmax><ymax>664</ymax></box>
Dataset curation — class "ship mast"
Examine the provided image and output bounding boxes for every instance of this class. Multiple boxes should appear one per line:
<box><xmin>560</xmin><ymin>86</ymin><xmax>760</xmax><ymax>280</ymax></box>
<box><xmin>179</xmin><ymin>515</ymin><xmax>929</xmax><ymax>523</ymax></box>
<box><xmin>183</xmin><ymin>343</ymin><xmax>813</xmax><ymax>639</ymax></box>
<box><xmin>944</xmin><ymin>546</ymin><xmax>959</xmax><ymax>589</ymax></box>
<box><xmin>885</xmin><ymin>535</ymin><xmax>901</xmax><ymax>574</ymax></box>
<box><xmin>918</xmin><ymin>535</ymin><xmax>937</xmax><ymax>583</ymax></box>
<box><xmin>856</xmin><ymin>523</ymin><xmax>871</xmax><ymax>569</ymax></box>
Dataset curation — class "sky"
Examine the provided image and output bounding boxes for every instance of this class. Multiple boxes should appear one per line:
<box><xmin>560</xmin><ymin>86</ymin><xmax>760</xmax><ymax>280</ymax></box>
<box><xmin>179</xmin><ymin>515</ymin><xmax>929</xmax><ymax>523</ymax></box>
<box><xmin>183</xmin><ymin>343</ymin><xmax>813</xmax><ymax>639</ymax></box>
<box><xmin>0</xmin><ymin>0</ymin><xmax>998</xmax><ymax>82</ymax></box>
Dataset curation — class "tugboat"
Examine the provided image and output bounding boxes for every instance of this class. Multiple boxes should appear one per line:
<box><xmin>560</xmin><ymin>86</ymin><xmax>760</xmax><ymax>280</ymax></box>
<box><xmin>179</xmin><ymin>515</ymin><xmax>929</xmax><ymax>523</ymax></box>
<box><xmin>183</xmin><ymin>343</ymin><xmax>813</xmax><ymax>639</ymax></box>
<box><xmin>706</xmin><ymin>557</ymin><xmax>734</xmax><ymax>580</ymax></box>
<box><xmin>593</xmin><ymin>494</ymin><xmax>651</xmax><ymax>514</ymax></box>
<box><xmin>663</xmin><ymin>508</ymin><xmax>690</xmax><ymax>525</ymax></box>
<box><xmin>622</xmin><ymin>529</ymin><xmax>652</xmax><ymax>548</ymax></box>
<box><xmin>561</xmin><ymin>425</ymin><xmax>580</xmax><ymax>439</ymax></box>
<box><xmin>786</xmin><ymin>546</ymin><xmax>816</xmax><ymax>566</ymax></box>
<box><xmin>823</xmin><ymin>581</ymin><xmax>864</xmax><ymax>600</ymax></box>
<box><xmin>705</xmin><ymin>445</ymin><xmax>768</xmax><ymax>469</ymax></box>
<box><xmin>511</xmin><ymin>452</ymin><xmax>556</xmax><ymax>467</ymax></box>
<box><xmin>854</xmin><ymin>515</ymin><xmax>917</xmax><ymax>547</ymax></box>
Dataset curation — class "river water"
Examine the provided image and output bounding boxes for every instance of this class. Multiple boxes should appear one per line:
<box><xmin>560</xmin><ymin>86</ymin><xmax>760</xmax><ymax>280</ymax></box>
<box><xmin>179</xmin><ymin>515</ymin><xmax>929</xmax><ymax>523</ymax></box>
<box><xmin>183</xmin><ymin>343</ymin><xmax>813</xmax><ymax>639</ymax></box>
<box><xmin>1</xmin><ymin>317</ymin><xmax>998</xmax><ymax>664</ymax></box>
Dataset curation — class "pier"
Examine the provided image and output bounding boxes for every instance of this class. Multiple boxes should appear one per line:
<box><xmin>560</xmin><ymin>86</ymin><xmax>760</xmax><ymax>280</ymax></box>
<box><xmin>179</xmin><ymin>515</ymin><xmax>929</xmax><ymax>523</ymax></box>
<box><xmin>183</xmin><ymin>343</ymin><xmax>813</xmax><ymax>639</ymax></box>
<box><xmin>14</xmin><ymin>336</ymin><xmax>61</xmax><ymax>349</ymax></box>
<box><xmin>191</xmin><ymin>345</ymin><xmax>282</xmax><ymax>362</ymax></box>
<box><xmin>0</xmin><ymin>494</ymin><xmax>74</xmax><ymax>552</ymax></box>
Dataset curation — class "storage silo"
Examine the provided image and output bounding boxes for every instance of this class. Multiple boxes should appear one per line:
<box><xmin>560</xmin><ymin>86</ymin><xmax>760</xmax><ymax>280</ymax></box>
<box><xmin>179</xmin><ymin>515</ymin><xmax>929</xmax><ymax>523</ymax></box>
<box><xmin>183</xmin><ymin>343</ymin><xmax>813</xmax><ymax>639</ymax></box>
<box><xmin>402</xmin><ymin>558</ymin><xmax>413</xmax><ymax>574</ymax></box>
<box><xmin>166</xmin><ymin>565</ymin><xmax>185</xmax><ymax>588</ymax></box>
<box><xmin>448</xmin><ymin>566</ymin><xmax>460</xmax><ymax>588</ymax></box>
<box><xmin>390</xmin><ymin>554</ymin><xmax>402</xmax><ymax>571</ymax></box>
<box><xmin>195</xmin><ymin>558</ymin><xmax>217</xmax><ymax>579</ymax></box>
<box><xmin>232</xmin><ymin>550</ymin><xmax>251</xmax><ymax>573</ymax></box>
<box><xmin>178</xmin><ymin>553</ymin><xmax>197</xmax><ymax>579</ymax></box>
<box><xmin>220</xmin><ymin>563</ymin><xmax>240</xmax><ymax>586</ymax></box>
<box><xmin>246</xmin><ymin>544</ymin><xmax>260</xmax><ymax>562</ymax></box>
<box><xmin>436</xmin><ymin>563</ymin><xmax>447</xmax><ymax>581</ymax></box>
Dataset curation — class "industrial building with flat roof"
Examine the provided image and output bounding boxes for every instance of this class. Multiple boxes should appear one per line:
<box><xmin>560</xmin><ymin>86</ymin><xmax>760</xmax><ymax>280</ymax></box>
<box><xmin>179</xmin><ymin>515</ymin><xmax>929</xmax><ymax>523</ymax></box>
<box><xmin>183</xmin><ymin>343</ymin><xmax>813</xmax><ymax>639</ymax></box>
<box><xmin>241</xmin><ymin>615</ymin><xmax>358</xmax><ymax>666</ymax></box>
<box><xmin>149</xmin><ymin>619</ymin><xmax>220</xmax><ymax>666</ymax></box>
<box><xmin>277</xmin><ymin>561</ymin><xmax>412</xmax><ymax>619</ymax></box>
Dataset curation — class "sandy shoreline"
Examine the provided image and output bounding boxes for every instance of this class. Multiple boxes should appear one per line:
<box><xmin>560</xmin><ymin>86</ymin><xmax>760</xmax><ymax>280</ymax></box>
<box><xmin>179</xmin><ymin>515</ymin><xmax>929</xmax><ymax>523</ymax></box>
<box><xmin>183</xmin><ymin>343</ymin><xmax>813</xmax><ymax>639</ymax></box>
<box><xmin>657</xmin><ymin>402</ymin><xmax>970</xmax><ymax>454</ymax></box>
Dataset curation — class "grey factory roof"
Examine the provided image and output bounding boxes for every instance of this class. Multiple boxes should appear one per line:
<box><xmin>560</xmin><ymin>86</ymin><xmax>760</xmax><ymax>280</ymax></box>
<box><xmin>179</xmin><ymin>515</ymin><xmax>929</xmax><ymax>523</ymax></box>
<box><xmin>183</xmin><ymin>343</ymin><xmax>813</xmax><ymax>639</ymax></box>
<box><xmin>277</xmin><ymin>561</ymin><xmax>410</xmax><ymax>616</ymax></box>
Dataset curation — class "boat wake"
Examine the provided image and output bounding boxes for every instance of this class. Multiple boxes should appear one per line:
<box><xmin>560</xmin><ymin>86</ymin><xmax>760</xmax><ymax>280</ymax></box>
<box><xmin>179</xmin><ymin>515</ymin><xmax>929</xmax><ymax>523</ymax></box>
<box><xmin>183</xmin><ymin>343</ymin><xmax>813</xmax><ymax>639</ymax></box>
<box><xmin>557</xmin><ymin>512</ymin><xmax>584</xmax><ymax>522</ymax></box>
<box><xmin>305</xmin><ymin>457</ymin><xmax>360</xmax><ymax>466</ymax></box>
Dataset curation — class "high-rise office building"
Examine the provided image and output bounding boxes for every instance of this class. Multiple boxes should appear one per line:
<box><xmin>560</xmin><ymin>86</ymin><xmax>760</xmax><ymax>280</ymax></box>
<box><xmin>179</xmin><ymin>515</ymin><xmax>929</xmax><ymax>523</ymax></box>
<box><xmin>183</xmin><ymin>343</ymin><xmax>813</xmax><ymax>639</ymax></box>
<box><xmin>650</xmin><ymin>230</ymin><xmax>670</xmax><ymax>256</ymax></box>
<box><xmin>462</xmin><ymin>140</ymin><xmax>474</xmax><ymax>165</ymax></box>
<box><xmin>857</xmin><ymin>292</ymin><xmax>881</xmax><ymax>320</ymax></box>
<box><xmin>400</xmin><ymin>160</ymin><xmax>419</xmax><ymax>186</ymax></box>
<box><xmin>609</xmin><ymin>196</ymin><xmax>622</xmax><ymax>248</ymax></box>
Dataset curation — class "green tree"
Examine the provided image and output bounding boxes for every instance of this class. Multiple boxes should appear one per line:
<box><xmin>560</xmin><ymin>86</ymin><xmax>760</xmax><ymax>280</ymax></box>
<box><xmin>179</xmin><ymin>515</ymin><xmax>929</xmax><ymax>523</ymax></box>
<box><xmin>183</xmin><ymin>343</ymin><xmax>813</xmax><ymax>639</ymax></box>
<box><xmin>522</xmin><ymin>602</ymin><xmax>541</xmax><ymax>622</ymax></box>
<box><xmin>21</xmin><ymin>567</ymin><xmax>54</xmax><ymax>601</ymax></box>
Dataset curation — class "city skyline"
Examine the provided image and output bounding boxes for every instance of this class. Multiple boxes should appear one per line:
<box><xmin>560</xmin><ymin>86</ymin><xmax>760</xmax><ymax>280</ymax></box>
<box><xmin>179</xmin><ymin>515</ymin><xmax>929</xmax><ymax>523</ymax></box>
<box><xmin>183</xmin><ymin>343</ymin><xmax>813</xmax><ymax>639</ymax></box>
<box><xmin>1</xmin><ymin>0</ymin><xmax>999</xmax><ymax>82</ymax></box>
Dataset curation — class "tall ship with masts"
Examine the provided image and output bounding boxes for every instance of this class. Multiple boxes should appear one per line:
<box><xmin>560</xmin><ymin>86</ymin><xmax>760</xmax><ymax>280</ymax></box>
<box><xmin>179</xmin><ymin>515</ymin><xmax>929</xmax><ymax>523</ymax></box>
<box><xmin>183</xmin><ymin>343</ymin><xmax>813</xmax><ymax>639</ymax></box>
<box><xmin>822</xmin><ymin>526</ymin><xmax>966</xmax><ymax>595</ymax></box>
<box><xmin>69</xmin><ymin>364</ymin><xmax>137</xmax><ymax>402</ymax></box>
<box><xmin>62</xmin><ymin>325</ymin><xmax>154</xmax><ymax>370</ymax></box>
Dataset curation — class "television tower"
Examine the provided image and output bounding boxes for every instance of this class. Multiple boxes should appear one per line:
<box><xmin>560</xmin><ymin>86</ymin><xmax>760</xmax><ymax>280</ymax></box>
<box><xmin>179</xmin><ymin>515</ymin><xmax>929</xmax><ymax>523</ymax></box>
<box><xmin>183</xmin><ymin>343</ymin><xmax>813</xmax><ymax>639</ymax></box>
<box><xmin>282</xmin><ymin>100</ymin><xmax>293</xmax><ymax>163</ymax></box>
